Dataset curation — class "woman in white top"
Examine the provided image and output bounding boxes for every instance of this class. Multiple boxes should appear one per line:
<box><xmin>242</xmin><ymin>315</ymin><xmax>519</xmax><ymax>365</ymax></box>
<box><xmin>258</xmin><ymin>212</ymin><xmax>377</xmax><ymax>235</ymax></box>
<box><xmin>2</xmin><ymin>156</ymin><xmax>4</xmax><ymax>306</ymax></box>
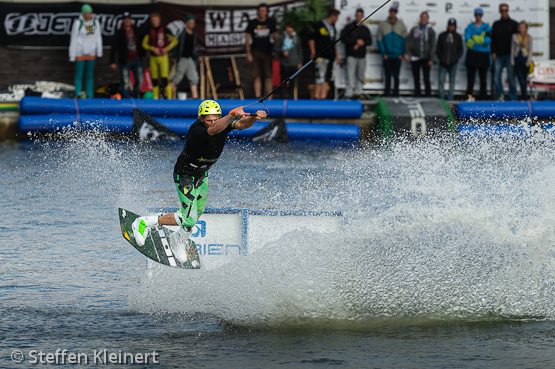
<box><xmin>511</xmin><ymin>21</ymin><xmax>533</xmax><ymax>100</ymax></box>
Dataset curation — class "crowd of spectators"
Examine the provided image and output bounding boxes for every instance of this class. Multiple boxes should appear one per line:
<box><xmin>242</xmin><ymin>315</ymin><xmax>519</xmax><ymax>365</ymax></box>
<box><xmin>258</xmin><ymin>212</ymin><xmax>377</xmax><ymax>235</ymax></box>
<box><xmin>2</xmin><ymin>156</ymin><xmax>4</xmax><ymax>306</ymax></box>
<box><xmin>71</xmin><ymin>3</ymin><xmax>534</xmax><ymax>101</ymax></box>
<box><xmin>374</xmin><ymin>3</ymin><xmax>532</xmax><ymax>101</ymax></box>
<box><xmin>274</xmin><ymin>2</ymin><xmax>532</xmax><ymax>101</ymax></box>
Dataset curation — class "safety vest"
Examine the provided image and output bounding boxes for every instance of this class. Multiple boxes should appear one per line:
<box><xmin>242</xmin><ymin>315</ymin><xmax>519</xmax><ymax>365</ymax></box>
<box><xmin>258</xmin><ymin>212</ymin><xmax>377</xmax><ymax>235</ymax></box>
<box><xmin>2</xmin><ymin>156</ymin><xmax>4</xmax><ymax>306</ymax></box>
<box><xmin>149</xmin><ymin>26</ymin><xmax>170</xmax><ymax>48</ymax></box>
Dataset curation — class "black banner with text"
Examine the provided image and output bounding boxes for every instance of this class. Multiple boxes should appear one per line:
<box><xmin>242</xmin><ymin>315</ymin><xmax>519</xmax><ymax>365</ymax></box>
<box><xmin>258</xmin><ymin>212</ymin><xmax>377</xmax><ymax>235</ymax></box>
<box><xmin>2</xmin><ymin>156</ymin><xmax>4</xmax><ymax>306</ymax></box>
<box><xmin>159</xmin><ymin>0</ymin><xmax>303</xmax><ymax>56</ymax></box>
<box><xmin>0</xmin><ymin>2</ymin><xmax>157</xmax><ymax>48</ymax></box>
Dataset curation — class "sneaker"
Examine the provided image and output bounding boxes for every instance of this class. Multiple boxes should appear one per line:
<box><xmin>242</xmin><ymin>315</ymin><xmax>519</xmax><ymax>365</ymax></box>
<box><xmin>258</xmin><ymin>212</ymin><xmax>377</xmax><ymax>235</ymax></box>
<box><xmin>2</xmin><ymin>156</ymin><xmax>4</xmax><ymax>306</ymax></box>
<box><xmin>76</xmin><ymin>91</ymin><xmax>87</xmax><ymax>99</ymax></box>
<box><xmin>466</xmin><ymin>94</ymin><xmax>475</xmax><ymax>102</ymax></box>
<box><xmin>132</xmin><ymin>215</ymin><xmax>159</xmax><ymax>246</ymax></box>
<box><xmin>169</xmin><ymin>228</ymin><xmax>190</xmax><ymax>263</ymax></box>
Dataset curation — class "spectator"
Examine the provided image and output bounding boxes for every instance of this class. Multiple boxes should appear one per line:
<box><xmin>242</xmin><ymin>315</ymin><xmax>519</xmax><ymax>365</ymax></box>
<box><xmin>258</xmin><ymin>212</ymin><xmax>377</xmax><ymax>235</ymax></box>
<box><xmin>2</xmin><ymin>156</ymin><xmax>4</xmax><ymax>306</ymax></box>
<box><xmin>511</xmin><ymin>21</ymin><xmax>533</xmax><ymax>100</ymax></box>
<box><xmin>436</xmin><ymin>18</ymin><xmax>463</xmax><ymax>100</ymax></box>
<box><xmin>405</xmin><ymin>11</ymin><xmax>435</xmax><ymax>97</ymax></box>
<box><xmin>309</xmin><ymin>8</ymin><xmax>341</xmax><ymax>100</ymax></box>
<box><xmin>246</xmin><ymin>3</ymin><xmax>277</xmax><ymax>99</ymax></box>
<box><xmin>377</xmin><ymin>5</ymin><xmax>407</xmax><ymax>97</ymax></box>
<box><xmin>171</xmin><ymin>15</ymin><xmax>201</xmax><ymax>100</ymax></box>
<box><xmin>491</xmin><ymin>4</ymin><xmax>519</xmax><ymax>101</ymax></box>
<box><xmin>109</xmin><ymin>12</ymin><xmax>143</xmax><ymax>99</ymax></box>
<box><xmin>274</xmin><ymin>21</ymin><xmax>303</xmax><ymax>99</ymax></box>
<box><xmin>464</xmin><ymin>8</ymin><xmax>492</xmax><ymax>101</ymax></box>
<box><xmin>69</xmin><ymin>4</ymin><xmax>103</xmax><ymax>99</ymax></box>
<box><xmin>341</xmin><ymin>8</ymin><xmax>372</xmax><ymax>100</ymax></box>
<box><xmin>142</xmin><ymin>12</ymin><xmax>178</xmax><ymax>99</ymax></box>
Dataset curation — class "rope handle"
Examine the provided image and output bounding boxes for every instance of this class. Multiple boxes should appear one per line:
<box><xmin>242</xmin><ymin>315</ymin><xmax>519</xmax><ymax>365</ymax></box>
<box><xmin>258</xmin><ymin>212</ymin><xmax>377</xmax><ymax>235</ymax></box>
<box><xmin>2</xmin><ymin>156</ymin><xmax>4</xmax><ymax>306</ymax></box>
<box><xmin>230</xmin><ymin>106</ymin><xmax>250</xmax><ymax>117</ymax></box>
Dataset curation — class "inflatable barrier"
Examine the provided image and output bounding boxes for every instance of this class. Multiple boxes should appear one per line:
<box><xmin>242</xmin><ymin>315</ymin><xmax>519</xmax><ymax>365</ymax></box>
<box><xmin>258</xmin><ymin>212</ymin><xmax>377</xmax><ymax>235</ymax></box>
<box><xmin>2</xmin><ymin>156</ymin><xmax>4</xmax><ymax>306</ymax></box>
<box><xmin>373</xmin><ymin>97</ymin><xmax>455</xmax><ymax>137</ymax></box>
<box><xmin>19</xmin><ymin>97</ymin><xmax>363</xmax><ymax>119</ymax></box>
<box><xmin>18</xmin><ymin>113</ymin><xmax>360</xmax><ymax>142</ymax></box>
<box><xmin>458</xmin><ymin>123</ymin><xmax>555</xmax><ymax>139</ymax></box>
<box><xmin>456</xmin><ymin>101</ymin><xmax>555</xmax><ymax>121</ymax></box>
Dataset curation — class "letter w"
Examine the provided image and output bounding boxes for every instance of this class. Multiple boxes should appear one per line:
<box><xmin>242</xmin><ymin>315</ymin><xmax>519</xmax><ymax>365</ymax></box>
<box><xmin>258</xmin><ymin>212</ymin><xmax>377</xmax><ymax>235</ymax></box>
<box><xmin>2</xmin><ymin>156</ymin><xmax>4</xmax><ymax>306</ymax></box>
<box><xmin>209</xmin><ymin>12</ymin><xmax>227</xmax><ymax>29</ymax></box>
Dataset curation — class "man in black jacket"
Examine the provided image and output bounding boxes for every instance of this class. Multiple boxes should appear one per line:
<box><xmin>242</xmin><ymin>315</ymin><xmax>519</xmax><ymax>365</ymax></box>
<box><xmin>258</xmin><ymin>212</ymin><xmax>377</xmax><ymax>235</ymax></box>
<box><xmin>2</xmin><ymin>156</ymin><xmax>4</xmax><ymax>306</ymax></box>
<box><xmin>109</xmin><ymin>12</ymin><xmax>144</xmax><ymax>98</ymax></box>
<box><xmin>341</xmin><ymin>8</ymin><xmax>372</xmax><ymax>100</ymax></box>
<box><xmin>171</xmin><ymin>15</ymin><xmax>201</xmax><ymax>99</ymax></box>
<box><xmin>436</xmin><ymin>18</ymin><xmax>463</xmax><ymax>100</ymax></box>
<box><xmin>245</xmin><ymin>3</ymin><xmax>277</xmax><ymax>99</ymax></box>
<box><xmin>491</xmin><ymin>3</ymin><xmax>518</xmax><ymax>100</ymax></box>
<box><xmin>309</xmin><ymin>8</ymin><xmax>341</xmax><ymax>100</ymax></box>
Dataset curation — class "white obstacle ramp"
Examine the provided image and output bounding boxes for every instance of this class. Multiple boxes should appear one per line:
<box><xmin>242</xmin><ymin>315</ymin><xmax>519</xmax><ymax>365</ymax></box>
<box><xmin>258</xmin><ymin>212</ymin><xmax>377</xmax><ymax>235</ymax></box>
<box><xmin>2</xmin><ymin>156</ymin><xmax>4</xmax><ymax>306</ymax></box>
<box><xmin>148</xmin><ymin>208</ymin><xmax>344</xmax><ymax>269</ymax></box>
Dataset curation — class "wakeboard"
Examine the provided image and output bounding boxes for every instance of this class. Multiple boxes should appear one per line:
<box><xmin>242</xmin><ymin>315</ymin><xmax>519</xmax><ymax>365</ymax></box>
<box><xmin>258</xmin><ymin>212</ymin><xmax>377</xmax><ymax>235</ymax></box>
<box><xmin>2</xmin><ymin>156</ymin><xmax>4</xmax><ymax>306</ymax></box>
<box><xmin>118</xmin><ymin>208</ymin><xmax>201</xmax><ymax>269</ymax></box>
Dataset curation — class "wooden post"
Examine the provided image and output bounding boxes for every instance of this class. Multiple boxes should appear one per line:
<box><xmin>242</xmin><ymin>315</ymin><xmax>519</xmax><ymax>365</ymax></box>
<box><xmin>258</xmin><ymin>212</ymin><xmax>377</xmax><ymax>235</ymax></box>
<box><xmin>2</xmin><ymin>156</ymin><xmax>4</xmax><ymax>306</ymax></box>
<box><xmin>200</xmin><ymin>57</ymin><xmax>206</xmax><ymax>100</ymax></box>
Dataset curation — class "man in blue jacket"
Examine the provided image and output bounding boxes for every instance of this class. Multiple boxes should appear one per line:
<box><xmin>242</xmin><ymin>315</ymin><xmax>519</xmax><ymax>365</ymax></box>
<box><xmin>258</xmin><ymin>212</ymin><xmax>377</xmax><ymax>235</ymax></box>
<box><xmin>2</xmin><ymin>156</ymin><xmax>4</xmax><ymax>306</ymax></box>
<box><xmin>377</xmin><ymin>4</ymin><xmax>407</xmax><ymax>97</ymax></box>
<box><xmin>464</xmin><ymin>8</ymin><xmax>492</xmax><ymax>101</ymax></box>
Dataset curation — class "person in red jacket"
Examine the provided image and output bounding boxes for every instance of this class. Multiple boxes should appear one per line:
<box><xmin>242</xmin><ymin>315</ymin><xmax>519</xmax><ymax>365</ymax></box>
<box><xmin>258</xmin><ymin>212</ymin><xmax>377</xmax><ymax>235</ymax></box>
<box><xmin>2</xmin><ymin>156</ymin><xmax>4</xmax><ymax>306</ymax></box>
<box><xmin>142</xmin><ymin>12</ymin><xmax>178</xmax><ymax>99</ymax></box>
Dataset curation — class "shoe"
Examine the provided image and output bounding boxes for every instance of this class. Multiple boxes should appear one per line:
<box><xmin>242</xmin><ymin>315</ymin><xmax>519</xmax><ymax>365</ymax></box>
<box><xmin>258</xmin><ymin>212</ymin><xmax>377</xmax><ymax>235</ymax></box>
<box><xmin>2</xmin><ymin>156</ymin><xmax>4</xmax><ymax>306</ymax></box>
<box><xmin>76</xmin><ymin>91</ymin><xmax>87</xmax><ymax>99</ymax></box>
<box><xmin>169</xmin><ymin>228</ymin><xmax>190</xmax><ymax>263</ymax></box>
<box><xmin>132</xmin><ymin>215</ymin><xmax>159</xmax><ymax>246</ymax></box>
<box><xmin>466</xmin><ymin>94</ymin><xmax>475</xmax><ymax>102</ymax></box>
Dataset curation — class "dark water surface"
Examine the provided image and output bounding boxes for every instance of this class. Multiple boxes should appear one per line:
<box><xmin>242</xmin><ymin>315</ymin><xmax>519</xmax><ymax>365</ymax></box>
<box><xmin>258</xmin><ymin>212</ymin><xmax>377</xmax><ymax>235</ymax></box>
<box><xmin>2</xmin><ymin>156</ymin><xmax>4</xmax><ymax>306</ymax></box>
<box><xmin>2</xmin><ymin>131</ymin><xmax>555</xmax><ymax>368</ymax></box>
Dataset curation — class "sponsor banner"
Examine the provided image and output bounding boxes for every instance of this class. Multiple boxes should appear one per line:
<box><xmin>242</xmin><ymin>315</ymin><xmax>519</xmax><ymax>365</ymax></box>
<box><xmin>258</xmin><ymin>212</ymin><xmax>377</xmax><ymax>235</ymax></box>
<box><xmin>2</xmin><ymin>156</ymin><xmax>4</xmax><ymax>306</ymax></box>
<box><xmin>0</xmin><ymin>81</ymin><xmax>75</xmax><ymax>100</ymax></box>
<box><xmin>530</xmin><ymin>60</ymin><xmax>555</xmax><ymax>84</ymax></box>
<box><xmin>334</xmin><ymin>0</ymin><xmax>550</xmax><ymax>94</ymax></box>
<box><xmin>0</xmin><ymin>2</ymin><xmax>156</xmax><ymax>48</ymax></box>
<box><xmin>380</xmin><ymin>96</ymin><xmax>453</xmax><ymax>136</ymax></box>
<box><xmin>158</xmin><ymin>0</ymin><xmax>303</xmax><ymax>56</ymax></box>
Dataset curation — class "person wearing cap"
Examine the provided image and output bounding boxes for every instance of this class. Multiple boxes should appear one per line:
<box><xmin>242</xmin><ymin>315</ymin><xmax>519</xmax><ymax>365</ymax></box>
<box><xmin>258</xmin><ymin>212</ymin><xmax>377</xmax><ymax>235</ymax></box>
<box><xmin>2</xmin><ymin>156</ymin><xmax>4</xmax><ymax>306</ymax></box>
<box><xmin>340</xmin><ymin>8</ymin><xmax>372</xmax><ymax>100</ymax></box>
<box><xmin>171</xmin><ymin>15</ymin><xmax>201</xmax><ymax>100</ymax></box>
<box><xmin>142</xmin><ymin>12</ymin><xmax>178</xmax><ymax>99</ymax></box>
<box><xmin>464</xmin><ymin>8</ymin><xmax>492</xmax><ymax>101</ymax></box>
<box><xmin>436</xmin><ymin>17</ymin><xmax>463</xmax><ymax>100</ymax></box>
<box><xmin>377</xmin><ymin>4</ymin><xmax>407</xmax><ymax>97</ymax></box>
<box><xmin>405</xmin><ymin>11</ymin><xmax>436</xmax><ymax>97</ymax></box>
<box><xmin>69</xmin><ymin>4</ymin><xmax>103</xmax><ymax>99</ymax></box>
<box><xmin>109</xmin><ymin>12</ymin><xmax>144</xmax><ymax>99</ymax></box>
<box><xmin>246</xmin><ymin>3</ymin><xmax>278</xmax><ymax>99</ymax></box>
<box><xmin>132</xmin><ymin>100</ymin><xmax>268</xmax><ymax>252</ymax></box>
<box><xmin>491</xmin><ymin>3</ymin><xmax>519</xmax><ymax>101</ymax></box>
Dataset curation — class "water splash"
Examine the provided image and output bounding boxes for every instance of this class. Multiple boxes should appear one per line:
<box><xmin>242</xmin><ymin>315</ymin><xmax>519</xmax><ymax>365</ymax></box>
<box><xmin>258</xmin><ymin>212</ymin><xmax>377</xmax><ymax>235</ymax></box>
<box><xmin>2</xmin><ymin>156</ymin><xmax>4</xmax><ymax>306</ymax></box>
<box><xmin>8</xmin><ymin>124</ymin><xmax>555</xmax><ymax>327</ymax></box>
<box><xmin>128</xmin><ymin>131</ymin><xmax>555</xmax><ymax>327</ymax></box>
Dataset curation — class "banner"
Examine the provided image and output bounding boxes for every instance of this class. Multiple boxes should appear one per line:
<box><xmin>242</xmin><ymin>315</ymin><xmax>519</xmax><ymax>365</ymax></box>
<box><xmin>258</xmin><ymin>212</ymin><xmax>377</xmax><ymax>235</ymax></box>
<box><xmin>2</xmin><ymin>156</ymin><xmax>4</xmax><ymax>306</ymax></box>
<box><xmin>158</xmin><ymin>0</ymin><xmax>303</xmax><ymax>56</ymax></box>
<box><xmin>0</xmin><ymin>2</ymin><xmax>156</xmax><ymax>48</ymax></box>
<box><xmin>334</xmin><ymin>0</ymin><xmax>550</xmax><ymax>94</ymax></box>
<box><xmin>374</xmin><ymin>97</ymin><xmax>454</xmax><ymax>137</ymax></box>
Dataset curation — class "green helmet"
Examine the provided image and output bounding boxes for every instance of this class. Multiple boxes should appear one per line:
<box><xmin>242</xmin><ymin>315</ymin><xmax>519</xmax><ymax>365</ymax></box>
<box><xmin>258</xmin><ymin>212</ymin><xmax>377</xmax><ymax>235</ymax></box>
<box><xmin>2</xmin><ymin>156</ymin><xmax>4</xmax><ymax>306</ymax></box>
<box><xmin>198</xmin><ymin>100</ymin><xmax>222</xmax><ymax>117</ymax></box>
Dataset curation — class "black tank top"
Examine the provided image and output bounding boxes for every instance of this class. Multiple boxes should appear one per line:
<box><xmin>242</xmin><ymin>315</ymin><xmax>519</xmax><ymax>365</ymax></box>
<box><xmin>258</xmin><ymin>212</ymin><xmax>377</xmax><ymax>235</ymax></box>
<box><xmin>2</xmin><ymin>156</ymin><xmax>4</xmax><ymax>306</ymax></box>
<box><xmin>174</xmin><ymin>119</ymin><xmax>233</xmax><ymax>177</ymax></box>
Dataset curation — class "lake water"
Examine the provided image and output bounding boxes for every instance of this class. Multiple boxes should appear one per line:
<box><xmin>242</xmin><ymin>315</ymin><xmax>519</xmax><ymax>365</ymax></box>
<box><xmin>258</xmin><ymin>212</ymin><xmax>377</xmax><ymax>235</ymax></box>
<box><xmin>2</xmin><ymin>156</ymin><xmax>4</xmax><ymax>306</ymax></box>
<box><xmin>2</xmin><ymin>129</ymin><xmax>555</xmax><ymax>368</ymax></box>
